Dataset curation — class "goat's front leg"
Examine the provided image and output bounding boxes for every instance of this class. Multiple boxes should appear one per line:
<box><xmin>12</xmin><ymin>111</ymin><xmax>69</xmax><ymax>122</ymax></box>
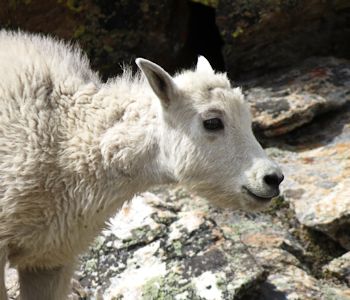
<box><xmin>18</xmin><ymin>264</ymin><xmax>74</xmax><ymax>300</ymax></box>
<box><xmin>0</xmin><ymin>247</ymin><xmax>8</xmax><ymax>300</ymax></box>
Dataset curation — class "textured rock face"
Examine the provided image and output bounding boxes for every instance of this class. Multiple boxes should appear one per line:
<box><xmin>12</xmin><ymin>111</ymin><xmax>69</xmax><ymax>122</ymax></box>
<box><xmin>277</xmin><ymin>143</ymin><xmax>350</xmax><ymax>250</ymax></box>
<box><xmin>238</xmin><ymin>56</ymin><xmax>350</xmax><ymax>252</ymax></box>
<box><xmin>67</xmin><ymin>189</ymin><xmax>349</xmax><ymax>300</ymax></box>
<box><xmin>78</xmin><ymin>192</ymin><xmax>268</xmax><ymax>299</ymax></box>
<box><xmin>264</xmin><ymin>98</ymin><xmax>350</xmax><ymax>250</ymax></box>
<box><xmin>323</xmin><ymin>251</ymin><xmax>350</xmax><ymax>285</ymax></box>
<box><xmin>246</xmin><ymin>57</ymin><xmax>350</xmax><ymax>137</ymax></box>
<box><xmin>0</xmin><ymin>0</ymin><xmax>189</xmax><ymax>78</ymax></box>
<box><xmin>216</xmin><ymin>0</ymin><xmax>350</xmax><ymax>79</ymax></box>
<box><xmin>3</xmin><ymin>0</ymin><xmax>350</xmax><ymax>80</ymax></box>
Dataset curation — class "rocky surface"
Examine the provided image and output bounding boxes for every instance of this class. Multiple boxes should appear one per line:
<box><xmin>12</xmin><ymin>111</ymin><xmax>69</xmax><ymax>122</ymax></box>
<box><xmin>275</xmin><ymin>142</ymin><xmax>350</xmax><ymax>250</ymax></box>
<box><xmin>245</xmin><ymin>57</ymin><xmax>350</xmax><ymax>137</ymax></box>
<box><xmin>323</xmin><ymin>251</ymin><xmax>350</xmax><ymax>285</ymax></box>
<box><xmin>2</xmin><ymin>1</ymin><xmax>350</xmax><ymax>80</ymax></box>
<box><xmin>69</xmin><ymin>188</ymin><xmax>349</xmax><ymax>300</ymax></box>
<box><xmin>0</xmin><ymin>0</ymin><xmax>190</xmax><ymax>78</ymax></box>
<box><xmin>254</xmin><ymin>66</ymin><xmax>350</xmax><ymax>251</ymax></box>
<box><xmin>216</xmin><ymin>0</ymin><xmax>350</xmax><ymax>79</ymax></box>
<box><xmin>75</xmin><ymin>191</ymin><xmax>268</xmax><ymax>299</ymax></box>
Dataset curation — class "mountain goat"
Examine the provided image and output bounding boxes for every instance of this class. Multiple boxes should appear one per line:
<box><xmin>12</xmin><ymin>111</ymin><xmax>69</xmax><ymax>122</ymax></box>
<box><xmin>0</xmin><ymin>31</ymin><xmax>283</xmax><ymax>299</ymax></box>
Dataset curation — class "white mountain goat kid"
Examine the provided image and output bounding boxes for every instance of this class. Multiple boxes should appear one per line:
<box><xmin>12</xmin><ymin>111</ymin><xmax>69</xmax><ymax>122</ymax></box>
<box><xmin>0</xmin><ymin>31</ymin><xmax>283</xmax><ymax>299</ymax></box>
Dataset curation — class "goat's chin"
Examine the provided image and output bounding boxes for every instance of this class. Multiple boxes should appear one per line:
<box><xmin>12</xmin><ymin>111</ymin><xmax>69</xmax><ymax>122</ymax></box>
<box><xmin>186</xmin><ymin>183</ymin><xmax>273</xmax><ymax>211</ymax></box>
<box><xmin>197</xmin><ymin>190</ymin><xmax>273</xmax><ymax>211</ymax></box>
<box><xmin>189</xmin><ymin>187</ymin><xmax>244</xmax><ymax>210</ymax></box>
<box><xmin>238</xmin><ymin>193</ymin><xmax>273</xmax><ymax>212</ymax></box>
<box><xmin>205</xmin><ymin>195</ymin><xmax>243</xmax><ymax>210</ymax></box>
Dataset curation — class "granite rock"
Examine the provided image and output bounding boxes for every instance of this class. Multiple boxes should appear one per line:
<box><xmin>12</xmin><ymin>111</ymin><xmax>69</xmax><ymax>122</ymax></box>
<box><xmin>75</xmin><ymin>188</ymin><xmax>349</xmax><ymax>299</ymax></box>
<box><xmin>0</xmin><ymin>0</ymin><xmax>189</xmax><ymax>79</ymax></box>
<box><xmin>217</xmin><ymin>0</ymin><xmax>350</xmax><ymax>79</ymax></box>
<box><xmin>323</xmin><ymin>252</ymin><xmax>350</xmax><ymax>285</ymax></box>
<box><xmin>270</xmin><ymin>109</ymin><xmax>350</xmax><ymax>249</ymax></box>
<box><xmin>80</xmin><ymin>191</ymin><xmax>267</xmax><ymax>300</ymax></box>
<box><xmin>246</xmin><ymin>57</ymin><xmax>350</xmax><ymax>137</ymax></box>
<box><xmin>5</xmin><ymin>186</ymin><xmax>349</xmax><ymax>299</ymax></box>
<box><xmin>5</xmin><ymin>266</ymin><xmax>18</xmax><ymax>300</ymax></box>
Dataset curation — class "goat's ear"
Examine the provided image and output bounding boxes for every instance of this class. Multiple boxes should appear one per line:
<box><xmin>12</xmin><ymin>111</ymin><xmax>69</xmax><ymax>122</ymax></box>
<box><xmin>196</xmin><ymin>56</ymin><xmax>214</xmax><ymax>73</ymax></box>
<box><xmin>136</xmin><ymin>58</ymin><xmax>178</xmax><ymax>107</ymax></box>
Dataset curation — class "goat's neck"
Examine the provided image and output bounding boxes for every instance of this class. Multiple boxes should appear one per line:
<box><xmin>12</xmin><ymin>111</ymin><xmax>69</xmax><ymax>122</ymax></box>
<box><xmin>90</xmin><ymin>83</ymin><xmax>177</xmax><ymax>191</ymax></box>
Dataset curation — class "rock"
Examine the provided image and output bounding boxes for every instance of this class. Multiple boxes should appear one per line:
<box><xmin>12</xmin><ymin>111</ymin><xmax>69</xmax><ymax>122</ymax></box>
<box><xmin>2</xmin><ymin>0</ymin><xmax>350</xmax><ymax>80</ymax></box>
<box><xmin>216</xmin><ymin>0</ymin><xmax>350</xmax><ymax>80</ymax></box>
<box><xmin>0</xmin><ymin>0</ymin><xmax>189</xmax><ymax>79</ymax></box>
<box><xmin>6</xmin><ymin>186</ymin><xmax>349</xmax><ymax>299</ymax></box>
<box><xmin>75</xmin><ymin>188</ymin><xmax>350</xmax><ymax>299</ymax></box>
<box><xmin>106</xmin><ymin>192</ymin><xmax>178</xmax><ymax>249</ymax></box>
<box><xmin>259</xmin><ymin>267</ymin><xmax>350</xmax><ymax>300</ymax></box>
<box><xmin>326</xmin><ymin>288</ymin><xmax>350</xmax><ymax>300</ymax></box>
<box><xmin>190</xmin><ymin>0</ymin><xmax>219</xmax><ymax>8</ymax></box>
<box><xmin>105</xmin><ymin>241</ymin><xmax>166</xmax><ymax>299</ymax></box>
<box><xmin>86</xmin><ymin>191</ymin><xmax>267</xmax><ymax>300</ymax></box>
<box><xmin>259</xmin><ymin>265</ymin><xmax>322</xmax><ymax>300</ymax></box>
<box><xmin>269</xmin><ymin>103</ymin><xmax>350</xmax><ymax>249</ymax></box>
<box><xmin>245</xmin><ymin>57</ymin><xmax>350</xmax><ymax>137</ymax></box>
<box><xmin>5</xmin><ymin>266</ymin><xmax>18</xmax><ymax>300</ymax></box>
<box><xmin>323</xmin><ymin>252</ymin><xmax>350</xmax><ymax>285</ymax></box>
<box><xmin>213</xmin><ymin>210</ymin><xmax>305</xmax><ymax>271</ymax></box>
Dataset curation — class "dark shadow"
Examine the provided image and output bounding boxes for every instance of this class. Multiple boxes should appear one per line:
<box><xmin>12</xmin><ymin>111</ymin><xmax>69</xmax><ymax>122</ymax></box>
<box><xmin>255</xmin><ymin>282</ymin><xmax>288</xmax><ymax>300</ymax></box>
<box><xmin>177</xmin><ymin>1</ymin><xmax>225</xmax><ymax>72</ymax></box>
<box><xmin>258</xmin><ymin>103</ymin><xmax>350</xmax><ymax>151</ymax></box>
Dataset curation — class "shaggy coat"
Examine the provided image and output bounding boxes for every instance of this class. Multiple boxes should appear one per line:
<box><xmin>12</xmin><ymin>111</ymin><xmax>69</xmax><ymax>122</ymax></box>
<box><xmin>0</xmin><ymin>31</ymin><xmax>282</xmax><ymax>299</ymax></box>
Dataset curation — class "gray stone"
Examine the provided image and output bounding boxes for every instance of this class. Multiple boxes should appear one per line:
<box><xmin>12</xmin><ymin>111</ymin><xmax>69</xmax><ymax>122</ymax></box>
<box><xmin>96</xmin><ymin>191</ymin><xmax>267</xmax><ymax>300</ymax></box>
<box><xmin>273</xmin><ymin>132</ymin><xmax>350</xmax><ymax>249</ymax></box>
<box><xmin>259</xmin><ymin>266</ymin><xmax>322</xmax><ymax>300</ymax></box>
<box><xmin>245</xmin><ymin>57</ymin><xmax>350</xmax><ymax>137</ymax></box>
<box><xmin>5</xmin><ymin>266</ymin><xmax>18</xmax><ymax>300</ymax></box>
<box><xmin>6</xmin><ymin>186</ymin><xmax>349</xmax><ymax>299</ymax></box>
<box><xmin>216</xmin><ymin>0</ymin><xmax>350</xmax><ymax>80</ymax></box>
<box><xmin>77</xmin><ymin>187</ymin><xmax>349</xmax><ymax>299</ymax></box>
<box><xmin>259</xmin><ymin>268</ymin><xmax>350</xmax><ymax>300</ymax></box>
<box><xmin>323</xmin><ymin>252</ymin><xmax>350</xmax><ymax>285</ymax></box>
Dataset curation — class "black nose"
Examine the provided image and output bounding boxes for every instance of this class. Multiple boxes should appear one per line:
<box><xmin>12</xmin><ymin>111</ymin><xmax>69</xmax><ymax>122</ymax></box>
<box><xmin>263</xmin><ymin>173</ymin><xmax>284</xmax><ymax>188</ymax></box>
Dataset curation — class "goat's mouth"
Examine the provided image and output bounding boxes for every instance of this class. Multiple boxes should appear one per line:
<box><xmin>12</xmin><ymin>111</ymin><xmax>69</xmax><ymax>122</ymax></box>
<box><xmin>242</xmin><ymin>186</ymin><xmax>277</xmax><ymax>203</ymax></box>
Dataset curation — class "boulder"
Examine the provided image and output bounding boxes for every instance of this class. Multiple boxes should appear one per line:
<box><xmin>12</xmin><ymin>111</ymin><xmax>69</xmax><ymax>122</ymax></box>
<box><xmin>216</xmin><ymin>0</ymin><xmax>350</xmax><ymax>79</ymax></box>
<box><xmin>270</xmin><ymin>103</ymin><xmax>350</xmax><ymax>249</ymax></box>
<box><xmin>5</xmin><ymin>266</ymin><xmax>18</xmax><ymax>300</ymax></box>
<box><xmin>5</xmin><ymin>187</ymin><xmax>349</xmax><ymax>299</ymax></box>
<box><xmin>74</xmin><ymin>188</ymin><xmax>349</xmax><ymax>299</ymax></box>
<box><xmin>0</xmin><ymin>0</ymin><xmax>189</xmax><ymax>79</ymax></box>
<box><xmin>246</xmin><ymin>57</ymin><xmax>350</xmax><ymax>137</ymax></box>
<box><xmin>323</xmin><ymin>251</ymin><xmax>350</xmax><ymax>285</ymax></box>
<box><xmin>78</xmin><ymin>192</ymin><xmax>267</xmax><ymax>299</ymax></box>
<box><xmin>259</xmin><ymin>266</ymin><xmax>350</xmax><ymax>300</ymax></box>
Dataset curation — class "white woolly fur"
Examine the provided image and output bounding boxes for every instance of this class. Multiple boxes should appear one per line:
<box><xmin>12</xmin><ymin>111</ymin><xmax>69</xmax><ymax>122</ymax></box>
<box><xmin>0</xmin><ymin>31</ymin><xmax>282</xmax><ymax>299</ymax></box>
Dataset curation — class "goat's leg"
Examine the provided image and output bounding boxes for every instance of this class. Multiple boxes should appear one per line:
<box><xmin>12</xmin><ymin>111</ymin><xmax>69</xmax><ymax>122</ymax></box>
<box><xmin>18</xmin><ymin>264</ymin><xmax>74</xmax><ymax>300</ymax></box>
<box><xmin>0</xmin><ymin>247</ymin><xmax>8</xmax><ymax>300</ymax></box>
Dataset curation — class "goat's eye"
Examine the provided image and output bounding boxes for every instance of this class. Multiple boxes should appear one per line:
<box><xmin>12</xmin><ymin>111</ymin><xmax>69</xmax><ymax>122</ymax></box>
<box><xmin>203</xmin><ymin>118</ymin><xmax>224</xmax><ymax>131</ymax></box>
